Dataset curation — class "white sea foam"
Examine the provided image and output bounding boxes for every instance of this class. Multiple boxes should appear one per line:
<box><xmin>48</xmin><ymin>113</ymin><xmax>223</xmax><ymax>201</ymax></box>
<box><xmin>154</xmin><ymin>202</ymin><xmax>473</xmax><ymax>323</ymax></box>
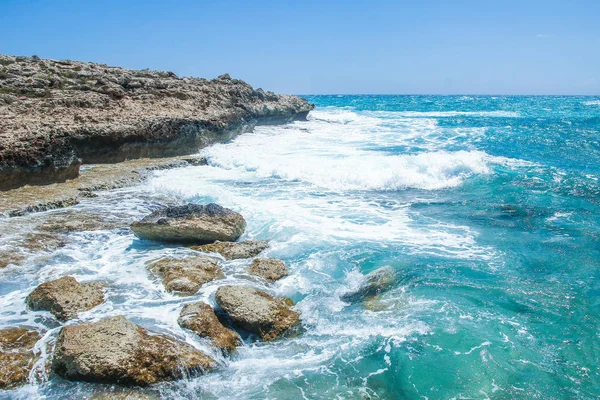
<box><xmin>370</xmin><ymin>110</ymin><xmax>520</xmax><ymax>118</ymax></box>
<box><xmin>145</xmin><ymin>106</ymin><xmax>505</xmax><ymax>261</ymax></box>
<box><xmin>192</xmin><ymin>116</ymin><xmax>494</xmax><ymax>192</ymax></box>
<box><xmin>583</xmin><ymin>100</ymin><xmax>600</xmax><ymax>106</ymax></box>
<box><xmin>0</xmin><ymin>105</ymin><xmax>513</xmax><ymax>399</ymax></box>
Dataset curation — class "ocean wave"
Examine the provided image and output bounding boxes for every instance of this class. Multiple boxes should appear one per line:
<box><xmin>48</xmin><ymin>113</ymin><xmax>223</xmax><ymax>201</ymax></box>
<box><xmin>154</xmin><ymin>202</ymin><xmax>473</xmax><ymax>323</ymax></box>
<box><xmin>371</xmin><ymin>110</ymin><xmax>520</xmax><ymax>118</ymax></box>
<box><xmin>583</xmin><ymin>100</ymin><xmax>600</xmax><ymax>106</ymax></box>
<box><xmin>206</xmin><ymin>145</ymin><xmax>491</xmax><ymax>191</ymax></box>
<box><xmin>308</xmin><ymin>108</ymin><xmax>519</xmax><ymax>123</ymax></box>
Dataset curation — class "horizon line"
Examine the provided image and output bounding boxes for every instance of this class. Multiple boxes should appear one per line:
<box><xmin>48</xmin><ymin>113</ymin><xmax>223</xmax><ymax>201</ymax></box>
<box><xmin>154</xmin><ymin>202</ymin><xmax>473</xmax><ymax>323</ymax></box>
<box><xmin>296</xmin><ymin>93</ymin><xmax>600</xmax><ymax>97</ymax></box>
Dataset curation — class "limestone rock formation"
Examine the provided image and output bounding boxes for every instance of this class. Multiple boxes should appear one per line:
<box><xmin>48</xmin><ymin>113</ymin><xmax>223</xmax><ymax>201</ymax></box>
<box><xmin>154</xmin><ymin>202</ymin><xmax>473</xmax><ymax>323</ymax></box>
<box><xmin>52</xmin><ymin>315</ymin><xmax>216</xmax><ymax>386</ymax></box>
<box><xmin>248</xmin><ymin>258</ymin><xmax>289</xmax><ymax>282</ymax></box>
<box><xmin>215</xmin><ymin>285</ymin><xmax>299</xmax><ymax>341</ymax></box>
<box><xmin>90</xmin><ymin>391</ymin><xmax>158</xmax><ymax>400</ymax></box>
<box><xmin>26</xmin><ymin>276</ymin><xmax>105</xmax><ymax>320</ymax></box>
<box><xmin>178</xmin><ymin>302</ymin><xmax>241</xmax><ymax>352</ymax></box>
<box><xmin>131</xmin><ymin>203</ymin><xmax>246</xmax><ymax>244</ymax></box>
<box><xmin>190</xmin><ymin>240</ymin><xmax>269</xmax><ymax>260</ymax></box>
<box><xmin>0</xmin><ymin>54</ymin><xmax>314</xmax><ymax>190</ymax></box>
<box><xmin>148</xmin><ymin>256</ymin><xmax>223</xmax><ymax>296</ymax></box>
<box><xmin>0</xmin><ymin>328</ymin><xmax>41</xmax><ymax>389</ymax></box>
<box><xmin>341</xmin><ymin>266</ymin><xmax>397</xmax><ymax>303</ymax></box>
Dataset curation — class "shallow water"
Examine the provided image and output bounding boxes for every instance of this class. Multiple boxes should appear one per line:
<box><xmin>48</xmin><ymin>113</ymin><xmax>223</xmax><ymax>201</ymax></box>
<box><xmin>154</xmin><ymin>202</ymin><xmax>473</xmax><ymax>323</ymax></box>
<box><xmin>1</xmin><ymin>95</ymin><xmax>600</xmax><ymax>399</ymax></box>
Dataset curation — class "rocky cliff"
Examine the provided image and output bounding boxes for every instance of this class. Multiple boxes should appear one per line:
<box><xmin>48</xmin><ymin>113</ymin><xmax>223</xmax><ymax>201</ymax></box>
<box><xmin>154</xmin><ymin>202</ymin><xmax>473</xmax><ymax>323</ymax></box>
<box><xmin>0</xmin><ymin>55</ymin><xmax>313</xmax><ymax>190</ymax></box>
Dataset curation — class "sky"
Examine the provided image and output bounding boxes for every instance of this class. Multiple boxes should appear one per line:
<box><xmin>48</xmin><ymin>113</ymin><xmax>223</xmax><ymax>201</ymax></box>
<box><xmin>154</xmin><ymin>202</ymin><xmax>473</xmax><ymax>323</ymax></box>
<box><xmin>1</xmin><ymin>0</ymin><xmax>599</xmax><ymax>95</ymax></box>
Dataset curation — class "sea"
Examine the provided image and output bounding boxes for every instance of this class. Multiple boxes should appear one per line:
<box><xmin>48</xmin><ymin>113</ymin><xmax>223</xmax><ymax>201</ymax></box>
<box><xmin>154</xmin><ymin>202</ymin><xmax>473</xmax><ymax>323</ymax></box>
<box><xmin>1</xmin><ymin>95</ymin><xmax>599</xmax><ymax>399</ymax></box>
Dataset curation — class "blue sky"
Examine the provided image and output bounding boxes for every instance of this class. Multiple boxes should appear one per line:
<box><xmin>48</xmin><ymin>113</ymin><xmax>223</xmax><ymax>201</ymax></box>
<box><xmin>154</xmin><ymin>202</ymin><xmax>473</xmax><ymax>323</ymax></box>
<box><xmin>1</xmin><ymin>0</ymin><xmax>599</xmax><ymax>95</ymax></box>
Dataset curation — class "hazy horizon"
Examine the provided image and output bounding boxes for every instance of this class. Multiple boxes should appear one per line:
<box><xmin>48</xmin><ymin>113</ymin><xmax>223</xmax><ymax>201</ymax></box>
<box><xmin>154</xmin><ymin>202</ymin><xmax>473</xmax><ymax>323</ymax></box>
<box><xmin>1</xmin><ymin>0</ymin><xmax>599</xmax><ymax>95</ymax></box>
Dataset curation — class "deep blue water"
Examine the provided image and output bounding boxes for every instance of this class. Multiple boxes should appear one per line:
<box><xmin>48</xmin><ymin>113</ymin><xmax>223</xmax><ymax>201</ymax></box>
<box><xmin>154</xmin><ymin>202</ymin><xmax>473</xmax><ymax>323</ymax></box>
<box><xmin>1</xmin><ymin>95</ymin><xmax>599</xmax><ymax>399</ymax></box>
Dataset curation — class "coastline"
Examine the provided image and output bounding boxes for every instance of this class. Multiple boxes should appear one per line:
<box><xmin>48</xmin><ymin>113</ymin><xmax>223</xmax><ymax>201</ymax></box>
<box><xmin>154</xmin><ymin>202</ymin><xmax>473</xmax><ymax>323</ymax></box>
<box><xmin>0</xmin><ymin>54</ymin><xmax>313</xmax><ymax>190</ymax></box>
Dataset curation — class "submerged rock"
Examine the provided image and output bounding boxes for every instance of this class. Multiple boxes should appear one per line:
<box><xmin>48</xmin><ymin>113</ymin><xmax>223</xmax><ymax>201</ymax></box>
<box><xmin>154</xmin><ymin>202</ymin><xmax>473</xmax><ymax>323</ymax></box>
<box><xmin>148</xmin><ymin>256</ymin><xmax>223</xmax><ymax>296</ymax></box>
<box><xmin>131</xmin><ymin>203</ymin><xmax>246</xmax><ymax>244</ymax></box>
<box><xmin>90</xmin><ymin>391</ymin><xmax>158</xmax><ymax>400</ymax></box>
<box><xmin>341</xmin><ymin>266</ymin><xmax>397</xmax><ymax>303</ymax></box>
<box><xmin>39</xmin><ymin>211</ymin><xmax>125</xmax><ymax>233</ymax></box>
<box><xmin>0</xmin><ymin>328</ymin><xmax>41</xmax><ymax>389</ymax></box>
<box><xmin>215</xmin><ymin>286</ymin><xmax>299</xmax><ymax>341</ymax></box>
<box><xmin>178</xmin><ymin>302</ymin><xmax>241</xmax><ymax>353</ymax></box>
<box><xmin>26</xmin><ymin>276</ymin><xmax>105</xmax><ymax>321</ymax></box>
<box><xmin>190</xmin><ymin>240</ymin><xmax>269</xmax><ymax>260</ymax></box>
<box><xmin>52</xmin><ymin>315</ymin><xmax>216</xmax><ymax>386</ymax></box>
<box><xmin>248</xmin><ymin>258</ymin><xmax>289</xmax><ymax>282</ymax></box>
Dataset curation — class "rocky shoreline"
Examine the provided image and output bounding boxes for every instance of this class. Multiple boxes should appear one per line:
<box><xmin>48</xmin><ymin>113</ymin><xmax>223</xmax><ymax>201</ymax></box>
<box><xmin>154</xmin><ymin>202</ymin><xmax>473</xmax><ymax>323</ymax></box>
<box><xmin>0</xmin><ymin>54</ymin><xmax>313</xmax><ymax>190</ymax></box>
<box><xmin>2</xmin><ymin>204</ymin><xmax>302</xmax><ymax>389</ymax></box>
<box><xmin>1</xmin><ymin>199</ymin><xmax>394</xmax><ymax>392</ymax></box>
<box><xmin>0</xmin><ymin>56</ymin><xmax>396</xmax><ymax>397</ymax></box>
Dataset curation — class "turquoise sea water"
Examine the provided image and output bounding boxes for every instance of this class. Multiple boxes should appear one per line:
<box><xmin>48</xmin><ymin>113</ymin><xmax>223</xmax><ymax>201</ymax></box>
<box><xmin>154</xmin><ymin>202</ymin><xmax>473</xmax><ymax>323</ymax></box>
<box><xmin>1</xmin><ymin>95</ymin><xmax>600</xmax><ymax>399</ymax></box>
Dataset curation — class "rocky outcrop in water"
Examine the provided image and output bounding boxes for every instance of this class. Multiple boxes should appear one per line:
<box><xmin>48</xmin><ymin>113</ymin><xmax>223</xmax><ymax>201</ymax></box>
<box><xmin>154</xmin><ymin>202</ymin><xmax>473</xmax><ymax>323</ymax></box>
<box><xmin>131</xmin><ymin>203</ymin><xmax>246</xmax><ymax>244</ymax></box>
<box><xmin>178</xmin><ymin>302</ymin><xmax>241</xmax><ymax>353</ymax></box>
<box><xmin>248</xmin><ymin>258</ymin><xmax>289</xmax><ymax>282</ymax></box>
<box><xmin>0</xmin><ymin>328</ymin><xmax>41</xmax><ymax>389</ymax></box>
<box><xmin>52</xmin><ymin>315</ymin><xmax>215</xmax><ymax>386</ymax></box>
<box><xmin>190</xmin><ymin>240</ymin><xmax>269</xmax><ymax>260</ymax></box>
<box><xmin>0</xmin><ymin>54</ymin><xmax>314</xmax><ymax>190</ymax></box>
<box><xmin>148</xmin><ymin>256</ymin><xmax>223</xmax><ymax>296</ymax></box>
<box><xmin>90</xmin><ymin>391</ymin><xmax>157</xmax><ymax>400</ymax></box>
<box><xmin>215</xmin><ymin>285</ymin><xmax>299</xmax><ymax>341</ymax></box>
<box><xmin>26</xmin><ymin>276</ymin><xmax>105</xmax><ymax>320</ymax></box>
<box><xmin>341</xmin><ymin>266</ymin><xmax>397</xmax><ymax>303</ymax></box>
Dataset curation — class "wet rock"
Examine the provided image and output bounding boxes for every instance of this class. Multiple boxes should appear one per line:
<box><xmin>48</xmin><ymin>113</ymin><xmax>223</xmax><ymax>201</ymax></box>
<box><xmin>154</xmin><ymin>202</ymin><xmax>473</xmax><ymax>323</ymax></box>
<box><xmin>248</xmin><ymin>258</ymin><xmax>289</xmax><ymax>282</ymax></box>
<box><xmin>52</xmin><ymin>315</ymin><xmax>216</xmax><ymax>386</ymax></box>
<box><xmin>131</xmin><ymin>203</ymin><xmax>246</xmax><ymax>244</ymax></box>
<box><xmin>190</xmin><ymin>240</ymin><xmax>269</xmax><ymax>260</ymax></box>
<box><xmin>215</xmin><ymin>285</ymin><xmax>299</xmax><ymax>341</ymax></box>
<box><xmin>0</xmin><ymin>328</ymin><xmax>41</xmax><ymax>389</ymax></box>
<box><xmin>26</xmin><ymin>276</ymin><xmax>105</xmax><ymax>321</ymax></box>
<box><xmin>38</xmin><ymin>211</ymin><xmax>125</xmax><ymax>233</ymax></box>
<box><xmin>148</xmin><ymin>256</ymin><xmax>223</xmax><ymax>296</ymax></box>
<box><xmin>341</xmin><ymin>266</ymin><xmax>397</xmax><ymax>303</ymax></box>
<box><xmin>178</xmin><ymin>302</ymin><xmax>241</xmax><ymax>353</ymax></box>
<box><xmin>0</xmin><ymin>231</ymin><xmax>67</xmax><ymax>268</ymax></box>
<box><xmin>90</xmin><ymin>391</ymin><xmax>158</xmax><ymax>400</ymax></box>
<box><xmin>0</xmin><ymin>252</ymin><xmax>25</xmax><ymax>269</ymax></box>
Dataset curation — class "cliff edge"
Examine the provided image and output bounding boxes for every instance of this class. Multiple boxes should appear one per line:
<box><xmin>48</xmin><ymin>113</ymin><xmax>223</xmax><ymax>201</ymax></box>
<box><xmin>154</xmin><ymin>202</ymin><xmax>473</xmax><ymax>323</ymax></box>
<box><xmin>0</xmin><ymin>55</ymin><xmax>314</xmax><ymax>190</ymax></box>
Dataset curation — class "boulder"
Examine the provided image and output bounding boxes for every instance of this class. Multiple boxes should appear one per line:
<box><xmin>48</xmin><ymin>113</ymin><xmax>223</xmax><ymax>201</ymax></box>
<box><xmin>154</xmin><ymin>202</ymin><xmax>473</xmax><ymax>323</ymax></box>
<box><xmin>178</xmin><ymin>302</ymin><xmax>241</xmax><ymax>353</ymax></box>
<box><xmin>190</xmin><ymin>240</ymin><xmax>269</xmax><ymax>260</ymax></box>
<box><xmin>131</xmin><ymin>204</ymin><xmax>246</xmax><ymax>244</ymax></box>
<box><xmin>0</xmin><ymin>328</ymin><xmax>41</xmax><ymax>389</ymax></box>
<box><xmin>341</xmin><ymin>266</ymin><xmax>397</xmax><ymax>303</ymax></box>
<box><xmin>215</xmin><ymin>286</ymin><xmax>299</xmax><ymax>341</ymax></box>
<box><xmin>52</xmin><ymin>315</ymin><xmax>216</xmax><ymax>386</ymax></box>
<box><xmin>148</xmin><ymin>256</ymin><xmax>223</xmax><ymax>296</ymax></box>
<box><xmin>26</xmin><ymin>276</ymin><xmax>105</xmax><ymax>321</ymax></box>
<box><xmin>248</xmin><ymin>258</ymin><xmax>289</xmax><ymax>282</ymax></box>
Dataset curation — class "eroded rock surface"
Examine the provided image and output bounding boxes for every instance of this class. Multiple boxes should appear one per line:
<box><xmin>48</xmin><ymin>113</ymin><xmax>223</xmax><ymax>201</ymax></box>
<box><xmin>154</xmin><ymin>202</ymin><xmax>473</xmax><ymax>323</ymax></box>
<box><xmin>215</xmin><ymin>285</ymin><xmax>299</xmax><ymax>341</ymax></box>
<box><xmin>26</xmin><ymin>276</ymin><xmax>105</xmax><ymax>320</ymax></box>
<box><xmin>190</xmin><ymin>240</ymin><xmax>269</xmax><ymax>260</ymax></box>
<box><xmin>132</xmin><ymin>203</ymin><xmax>246</xmax><ymax>244</ymax></box>
<box><xmin>90</xmin><ymin>391</ymin><xmax>158</xmax><ymax>400</ymax></box>
<box><xmin>248</xmin><ymin>258</ymin><xmax>289</xmax><ymax>282</ymax></box>
<box><xmin>148</xmin><ymin>256</ymin><xmax>223</xmax><ymax>296</ymax></box>
<box><xmin>0</xmin><ymin>328</ymin><xmax>41</xmax><ymax>389</ymax></box>
<box><xmin>341</xmin><ymin>266</ymin><xmax>397</xmax><ymax>303</ymax></box>
<box><xmin>52</xmin><ymin>315</ymin><xmax>216</xmax><ymax>386</ymax></box>
<box><xmin>178</xmin><ymin>302</ymin><xmax>241</xmax><ymax>353</ymax></box>
<box><xmin>0</xmin><ymin>54</ymin><xmax>314</xmax><ymax>190</ymax></box>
